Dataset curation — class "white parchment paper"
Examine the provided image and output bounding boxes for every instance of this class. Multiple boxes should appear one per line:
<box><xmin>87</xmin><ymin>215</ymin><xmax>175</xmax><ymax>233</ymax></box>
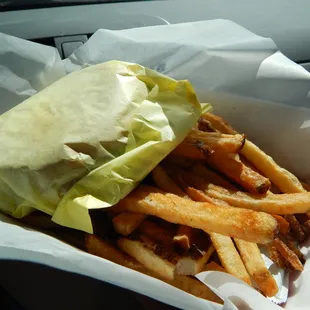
<box><xmin>1</xmin><ymin>20</ymin><xmax>310</xmax><ymax>310</ymax></box>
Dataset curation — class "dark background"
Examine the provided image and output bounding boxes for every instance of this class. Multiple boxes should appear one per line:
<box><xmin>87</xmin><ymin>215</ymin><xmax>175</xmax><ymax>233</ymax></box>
<box><xmin>0</xmin><ymin>260</ymin><xmax>178</xmax><ymax>310</ymax></box>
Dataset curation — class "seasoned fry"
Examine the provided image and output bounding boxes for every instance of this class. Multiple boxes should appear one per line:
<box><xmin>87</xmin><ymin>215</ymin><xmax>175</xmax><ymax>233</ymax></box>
<box><xmin>185</xmin><ymin>187</ymin><xmax>231</xmax><ymax>208</ymax></box>
<box><xmin>152</xmin><ymin>166</ymin><xmax>194</xmax><ymax>251</ymax></box>
<box><xmin>206</xmin><ymin>153</ymin><xmax>271</xmax><ymax>194</ymax></box>
<box><xmin>114</xmin><ymin>185</ymin><xmax>278</xmax><ymax>244</ymax></box>
<box><xmin>198</xmin><ymin>117</ymin><xmax>218</xmax><ymax>132</ymax></box>
<box><xmin>203</xmin><ymin>112</ymin><xmax>305</xmax><ymax>193</ymax></box>
<box><xmin>234</xmin><ymin>239</ymin><xmax>278</xmax><ymax>297</ymax></box>
<box><xmin>284</xmin><ymin>215</ymin><xmax>306</xmax><ymax>242</ymax></box>
<box><xmin>209</xmin><ymin>233</ymin><xmax>251</xmax><ymax>285</ymax></box>
<box><xmin>139</xmin><ymin>220</ymin><xmax>175</xmax><ymax>244</ymax></box>
<box><xmin>200</xmin><ymin>112</ymin><xmax>236</xmax><ymax>134</ymax></box>
<box><xmin>152</xmin><ymin>166</ymin><xmax>187</xmax><ymax>197</ymax></box>
<box><xmin>112</xmin><ymin>212</ymin><xmax>147</xmax><ymax>236</ymax></box>
<box><xmin>187</xmin><ymin>129</ymin><xmax>245</xmax><ymax>153</ymax></box>
<box><xmin>191</xmin><ymin>163</ymin><xmax>237</xmax><ymax>190</ymax></box>
<box><xmin>117</xmin><ymin>237</ymin><xmax>177</xmax><ymax>280</ymax></box>
<box><xmin>86</xmin><ymin>234</ymin><xmax>220</xmax><ymax>302</ymax></box>
<box><xmin>204</xmin><ymin>261</ymin><xmax>226</xmax><ymax>272</ymax></box>
<box><xmin>171</xmin><ymin>275</ymin><xmax>222</xmax><ymax>303</ymax></box>
<box><xmin>173</xmin><ymin>225</ymin><xmax>194</xmax><ymax>251</ymax></box>
<box><xmin>280</xmin><ymin>235</ymin><xmax>305</xmax><ymax>263</ymax></box>
<box><xmin>267</xmin><ymin>244</ymin><xmax>286</xmax><ymax>268</ymax></box>
<box><xmin>176</xmin><ymin>245</ymin><xmax>214</xmax><ymax>275</ymax></box>
<box><xmin>203</xmin><ymin>184</ymin><xmax>310</xmax><ymax>214</ymax></box>
<box><xmin>272</xmin><ymin>215</ymin><xmax>290</xmax><ymax>235</ymax></box>
<box><xmin>273</xmin><ymin>238</ymin><xmax>304</xmax><ymax>271</ymax></box>
<box><xmin>85</xmin><ymin>234</ymin><xmax>146</xmax><ymax>272</ymax></box>
<box><xmin>241</xmin><ymin>140</ymin><xmax>305</xmax><ymax>193</ymax></box>
<box><xmin>171</xmin><ymin>139</ymin><xmax>213</xmax><ymax>160</ymax></box>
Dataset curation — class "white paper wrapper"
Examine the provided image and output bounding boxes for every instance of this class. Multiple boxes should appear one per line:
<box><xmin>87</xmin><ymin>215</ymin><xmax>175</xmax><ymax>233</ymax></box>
<box><xmin>1</xmin><ymin>20</ymin><xmax>310</xmax><ymax>310</ymax></box>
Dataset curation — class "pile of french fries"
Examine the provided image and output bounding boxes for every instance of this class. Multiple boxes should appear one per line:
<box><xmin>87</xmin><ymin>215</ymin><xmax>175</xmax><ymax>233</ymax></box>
<box><xmin>25</xmin><ymin>112</ymin><xmax>310</xmax><ymax>304</ymax></box>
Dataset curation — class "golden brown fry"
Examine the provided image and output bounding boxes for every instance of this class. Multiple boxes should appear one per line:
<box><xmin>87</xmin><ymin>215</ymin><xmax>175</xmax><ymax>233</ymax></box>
<box><xmin>280</xmin><ymin>235</ymin><xmax>305</xmax><ymax>263</ymax></box>
<box><xmin>171</xmin><ymin>275</ymin><xmax>222</xmax><ymax>303</ymax></box>
<box><xmin>117</xmin><ymin>237</ymin><xmax>177</xmax><ymax>280</ymax></box>
<box><xmin>200</xmin><ymin>113</ymin><xmax>236</xmax><ymax>134</ymax></box>
<box><xmin>185</xmin><ymin>187</ymin><xmax>231</xmax><ymax>208</ymax></box>
<box><xmin>273</xmin><ymin>238</ymin><xmax>304</xmax><ymax>271</ymax></box>
<box><xmin>86</xmin><ymin>235</ymin><xmax>221</xmax><ymax>303</ymax></box>
<box><xmin>204</xmin><ymin>261</ymin><xmax>226</xmax><ymax>272</ymax></box>
<box><xmin>173</xmin><ymin>225</ymin><xmax>194</xmax><ymax>251</ymax></box>
<box><xmin>241</xmin><ymin>141</ymin><xmax>305</xmax><ymax>193</ymax></box>
<box><xmin>203</xmin><ymin>112</ymin><xmax>304</xmax><ymax>193</ymax></box>
<box><xmin>85</xmin><ymin>234</ymin><xmax>146</xmax><ymax>272</ymax></box>
<box><xmin>152</xmin><ymin>166</ymin><xmax>187</xmax><ymax>197</ymax></box>
<box><xmin>139</xmin><ymin>220</ymin><xmax>175</xmax><ymax>244</ymax></box>
<box><xmin>152</xmin><ymin>166</ymin><xmax>194</xmax><ymax>252</ymax></box>
<box><xmin>187</xmin><ymin>129</ymin><xmax>245</xmax><ymax>153</ymax></box>
<box><xmin>171</xmin><ymin>139</ymin><xmax>213</xmax><ymax>160</ymax></box>
<box><xmin>204</xmin><ymin>184</ymin><xmax>310</xmax><ymax>214</ymax></box>
<box><xmin>267</xmin><ymin>244</ymin><xmax>286</xmax><ymax>268</ymax></box>
<box><xmin>191</xmin><ymin>163</ymin><xmax>237</xmax><ymax>190</ymax></box>
<box><xmin>198</xmin><ymin>117</ymin><xmax>218</xmax><ymax>132</ymax></box>
<box><xmin>112</xmin><ymin>212</ymin><xmax>147</xmax><ymax>236</ymax></box>
<box><xmin>272</xmin><ymin>215</ymin><xmax>290</xmax><ymax>235</ymax></box>
<box><xmin>176</xmin><ymin>245</ymin><xmax>214</xmax><ymax>276</ymax></box>
<box><xmin>114</xmin><ymin>185</ymin><xmax>278</xmax><ymax>244</ymax></box>
<box><xmin>206</xmin><ymin>153</ymin><xmax>271</xmax><ymax>194</ymax></box>
<box><xmin>209</xmin><ymin>233</ymin><xmax>251</xmax><ymax>285</ymax></box>
<box><xmin>234</xmin><ymin>239</ymin><xmax>278</xmax><ymax>297</ymax></box>
<box><xmin>284</xmin><ymin>215</ymin><xmax>306</xmax><ymax>242</ymax></box>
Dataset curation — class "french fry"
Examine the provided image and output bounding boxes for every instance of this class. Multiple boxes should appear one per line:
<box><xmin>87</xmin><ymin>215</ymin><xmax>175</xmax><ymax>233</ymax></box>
<box><xmin>272</xmin><ymin>215</ymin><xmax>290</xmax><ymax>235</ymax></box>
<box><xmin>209</xmin><ymin>233</ymin><xmax>251</xmax><ymax>285</ymax></box>
<box><xmin>152</xmin><ymin>166</ymin><xmax>187</xmax><ymax>197</ymax></box>
<box><xmin>114</xmin><ymin>185</ymin><xmax>278</xmax><ymax>244</ymax></box>
<box><xmin>176</xmin><ymin>245</ymin><xmax>214</xmax><ymax>275</ymax></box>
<box><xmin>280</xmin><ymin>235</ymin><xmax>305</xmax><ymax>263</ymax></box>
<box><xmin>171</xmin><ymin>139</ymin><xmax>213</xmax><ymax>160</ymax></box>
<box><xmin>197</xmin><ymin>117</ymin><xmax>218</xmax><ymax>132</ymax></box>
<box><xmin>203</xmin><ymin>184</ymin><xmax>310</xmax><ymax>214</ymax></box>
<box><xmin>205</xmin><ymin>153</ymin><xmax>271</xmax><ymax>194</ymax></box>
<box><xmin>267</xmin><ymin>244</ymin><xmax>286</xmax><ymax>268</ymax></box>
<box><xmin>204</xmin><ymin>261</ymin><xmax>226</xmax><ymax>272</ymax></box>
<box><xmin>202</xmin><ymin>112</ymin><xmax>305</xmax><ymax>193</ymax></box>
<box><xmin>87</xmin><ymin>234</ymin><xmax>220</xmax><ymax>303</ymax></box>
<box><xmin>85</xmin><ymin>234</ymin><xmax>146</xmax><ymax>272</ymax></box>
<box><xmin>241</xmin><ymin>140</ymin><xmax>306</xmax><ymax>193</ymax></box>
<box><xmin>171</xmin><ymin>275</ymin><xmax>222</xmax><ymax>303</ymax></box>
<box><xmin>187</xmin><ymin>129</ymin><xmax>245</xmax><ymax>153</ymax></box>
<box><xmin>173</xmin><ymin>225</ymin><xmax>194</xmax><ymax>251</ymax></box>
<box><xmin>191</xmin><ymin>163</ymin><xmax>237</xmax><ymax>190</ymax></box>
<box><xmin>200</xmin><ymin>112</ymin><xmax>236</xmax><ymax>134</ymax></box>
<box><xmin>152</xmin><ymin>166</ymin><xmax>194</xmax><ymax>251</ymax></box>
<box><xmin>284</xmin><ymin>215</ymin><xmax>306</xmax><ymax>242</ymax></box>
<box><xmin>234</xmin><ymin>239</ymin><xmax>278</xmax><ymax>297</ymax></box>
<box><xmin>112</xmin><ymin>212</ymin><xmax>147</xmax><ymax>236</ymax></box>
<box><xmin>117</xmin><ymin>237</ymin><xmax>178</xmax><ymax>281</ymax></box>
<box><xmin>185</xmin><ymin>187</ymin><xmax>231</xmax><ymax>208</ymax></box>
<box><xmin>139</xmin><ymin>220</ymin><xmax>175</xmax><ymax>244</ymax></box>
<box><xmin>273</xmin><ymin>238</ymin><xmax>304</xmax><ymax>271</ymax></box>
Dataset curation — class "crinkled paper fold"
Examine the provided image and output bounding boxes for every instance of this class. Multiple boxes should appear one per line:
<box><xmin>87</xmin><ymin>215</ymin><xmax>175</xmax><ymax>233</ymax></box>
<box><xmin>0</xmin><ymin>60</ymin><xmax>202</xmax><ymax>233</ymax></box>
